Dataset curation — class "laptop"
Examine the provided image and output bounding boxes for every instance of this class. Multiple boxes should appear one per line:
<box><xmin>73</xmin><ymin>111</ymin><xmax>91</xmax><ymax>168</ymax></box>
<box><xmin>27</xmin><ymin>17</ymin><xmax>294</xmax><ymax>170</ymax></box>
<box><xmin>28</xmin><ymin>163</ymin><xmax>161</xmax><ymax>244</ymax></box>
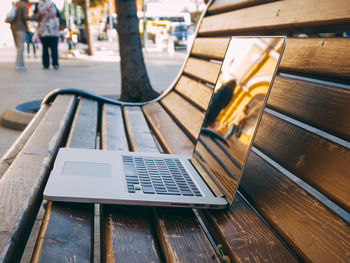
<box><xmin>44</xmin><ymin>36</ymin><xmax>286</xmax><ymax>209</ymax></box>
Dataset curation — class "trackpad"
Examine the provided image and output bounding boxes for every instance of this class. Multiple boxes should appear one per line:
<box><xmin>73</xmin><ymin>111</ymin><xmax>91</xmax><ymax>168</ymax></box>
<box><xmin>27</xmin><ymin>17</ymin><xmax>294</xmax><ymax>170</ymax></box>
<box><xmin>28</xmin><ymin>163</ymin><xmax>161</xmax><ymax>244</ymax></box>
<box><xmin>62</xmin><ymin>161</ymin><xmax>112</xmax><ymax>177</ymax></box>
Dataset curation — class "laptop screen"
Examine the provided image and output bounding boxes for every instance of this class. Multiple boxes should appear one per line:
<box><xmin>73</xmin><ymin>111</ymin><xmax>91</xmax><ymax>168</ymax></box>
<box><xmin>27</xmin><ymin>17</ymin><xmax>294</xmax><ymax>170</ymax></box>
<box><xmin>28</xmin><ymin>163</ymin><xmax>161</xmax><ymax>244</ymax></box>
<box><xmin>192</xmin><ymin>37</ymin><xmax>286</xmax><ymax>205</ymax></box>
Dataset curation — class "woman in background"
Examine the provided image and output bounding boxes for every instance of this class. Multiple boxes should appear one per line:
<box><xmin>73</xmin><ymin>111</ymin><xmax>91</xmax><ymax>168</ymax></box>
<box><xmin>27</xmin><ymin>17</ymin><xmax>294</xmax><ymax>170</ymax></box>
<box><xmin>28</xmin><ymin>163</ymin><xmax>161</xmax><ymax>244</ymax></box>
<box><xmin>36</xmin><ymin>0</ymin><xmax>60</xmax><ymax>69</ymax></box>
<box><xmin>10</xmin><ymin>0</ymin><xmax>29</xmax><ymax>71</ymax></box>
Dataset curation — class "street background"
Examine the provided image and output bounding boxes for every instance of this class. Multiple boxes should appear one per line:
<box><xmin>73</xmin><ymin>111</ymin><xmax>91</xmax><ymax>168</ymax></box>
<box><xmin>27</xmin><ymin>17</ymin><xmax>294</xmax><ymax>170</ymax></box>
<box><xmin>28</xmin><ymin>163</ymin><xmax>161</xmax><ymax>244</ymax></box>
<box><xmin>0</xmin><ymin>38</ymin><xmax>187</xmax><ymax>157</ymax></box>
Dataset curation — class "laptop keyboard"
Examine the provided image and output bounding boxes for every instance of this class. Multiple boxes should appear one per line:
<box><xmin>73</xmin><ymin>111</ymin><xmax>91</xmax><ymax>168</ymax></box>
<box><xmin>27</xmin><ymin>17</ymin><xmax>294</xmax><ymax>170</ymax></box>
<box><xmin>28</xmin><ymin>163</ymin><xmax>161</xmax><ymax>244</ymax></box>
<box><xmin>122</xmin><ymin>156</ymin><xmax>202</xmax><ymax>197</ymax></box>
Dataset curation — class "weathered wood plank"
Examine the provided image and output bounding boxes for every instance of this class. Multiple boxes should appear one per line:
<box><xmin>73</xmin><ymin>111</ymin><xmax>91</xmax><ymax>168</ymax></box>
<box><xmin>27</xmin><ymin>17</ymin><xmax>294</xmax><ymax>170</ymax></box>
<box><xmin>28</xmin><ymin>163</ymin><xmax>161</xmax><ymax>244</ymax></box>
<box><xmin>254</xmin><ymin>112</ymin><xmax>350</xmax><ymax>212</ymax></box>
<box><xmin>143</xmin><ymin>102</ymin><xmax>194</xmax><ymax>155</ymax></box>
<box><xmin>154</xmin><ymin>208</ymin><xmax>218</xmax><ymax>263</ymax></box>
<box><xmin>161</xmin><ymin>92</ymin><xmax>205</xmax><ymax>140</ymax></box>
<box><xmin>0</xmin><ymin>104</ymin><xmax>49</xmax><ymax>178</ymax></box>
<box><xmin>200</xmin><ymin>0</ymin><xmax>350</xmax><ymax>35</ymax></box>
<box><xmin>101</xmin><ymin>104</ymin><xmax>128</xmax><ymax>151</ymax></box>
<box><xmin>0</xmin><ymin>95</ymin><xmax>75</xmax><ymax>263</ymax></box>
<box><xmin>191</xmin><ymin>37</ymin><xmax>230</xmax><ymax>60</ymax></box>
<box><xmin>66</xmin><ymin>99</ymin><xmax>98</xmax><ymax>149</ymax></box>
<box><xmin>280</xmin><ymin>38</ymin><xmax>350</xmax><ymax>81</ymax></box>
<box><xmin>205</xmin><ymin>194</ymin><xmax>298</xmax><ymax>262</ymax></box>
<box><xmin>240</xmin><ymin>151</ymin><xmax>350</xmax><ymax>263</ymax></box>
<box><xmin>184</xmin><ymin>57</ymin><xmax>221</xmax><ymax>85</ymax></box>
<box><xmin>208</xmin><ymin>0</ymin><xmax>276</xmax><ymax>14</ymax></box>
<box><xmin>174</xmin><ymin>75</ymin><xmax>213</xmax><ymax>111</ymax></box>
<box><xmin>101</xmin><ymin>205</ymin><xmax>161</xmax><ymax>263</ymax></box>
<box><xmin>32</xmin><ymin>202</ymin><xmax>94</xmax><ymax>263</ymax></box>
<box><xmin>268</xmin><ymin>75</ymin><xmax>350</xmax><ymax>141</ymax></box>
<box><xmin>100</xmin><ymin>104</ymin><xmax>161</xmax><ymax>263</ymax></box>
<box><xmin>33</xmin><ymin>98</ymin><xmax>98</xmax><ymax>263</ymax></box>
<box><xmin>124</xmin><ymin>106</ymin><xmax>159</xmax><ymax>153</ymax></box>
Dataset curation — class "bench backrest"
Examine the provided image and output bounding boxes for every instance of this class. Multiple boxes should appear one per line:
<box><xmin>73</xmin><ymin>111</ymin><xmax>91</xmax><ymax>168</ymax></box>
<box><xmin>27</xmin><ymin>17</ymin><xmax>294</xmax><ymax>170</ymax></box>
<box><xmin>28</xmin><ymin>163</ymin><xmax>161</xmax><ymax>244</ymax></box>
<box><xmin>145</xmin><ymin>0</ymin><xmax>350</xmax><ymax>262</ymax></box>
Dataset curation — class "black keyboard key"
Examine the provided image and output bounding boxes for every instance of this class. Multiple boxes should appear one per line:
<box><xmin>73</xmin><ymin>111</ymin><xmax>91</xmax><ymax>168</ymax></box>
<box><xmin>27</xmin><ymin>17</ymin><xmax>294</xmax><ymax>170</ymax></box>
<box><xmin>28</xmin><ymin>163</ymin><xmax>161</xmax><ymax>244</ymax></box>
<box><xmin>142</xmin><ymin>185</ymin><xmax>155</xmax><ymax>194</ymax></box>
<box><xmin>123</xmin><ymin>164</ymin><xmax>137</xmax><ymax>177</ymax></box>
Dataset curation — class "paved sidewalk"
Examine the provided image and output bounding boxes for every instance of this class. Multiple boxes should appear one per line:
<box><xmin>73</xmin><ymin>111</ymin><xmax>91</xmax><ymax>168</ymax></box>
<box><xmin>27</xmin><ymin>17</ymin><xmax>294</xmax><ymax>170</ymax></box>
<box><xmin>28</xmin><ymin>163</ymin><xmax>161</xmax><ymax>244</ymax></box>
<box><xmin>0</xmin><ymin>41</ymin><xmax>186</xmax><ymax>157</ymax></box>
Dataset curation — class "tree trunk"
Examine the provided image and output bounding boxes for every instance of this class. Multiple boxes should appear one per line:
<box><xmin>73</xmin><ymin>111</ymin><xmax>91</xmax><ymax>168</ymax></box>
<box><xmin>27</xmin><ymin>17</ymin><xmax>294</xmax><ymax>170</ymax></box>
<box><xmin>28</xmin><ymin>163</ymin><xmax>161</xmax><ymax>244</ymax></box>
<box><xmin>83</xmin><ymin>0</ymin><xmax>94</xmax><ymax>56</ymax></box>
<box><xmin>115</xmin><ymin>0</ymin><xmax>159</xmax><ymax>102</ymax></box>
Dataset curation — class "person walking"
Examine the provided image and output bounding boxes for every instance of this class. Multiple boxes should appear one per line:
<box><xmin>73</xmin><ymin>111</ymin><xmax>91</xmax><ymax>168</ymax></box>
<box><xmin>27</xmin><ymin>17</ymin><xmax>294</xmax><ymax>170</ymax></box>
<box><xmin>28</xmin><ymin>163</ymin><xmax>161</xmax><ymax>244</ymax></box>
<box><xmin>26</xmin><ymin>21</ymin><xmax>38</xmax><ymax>58</ymax></box>
<box><xmin>10</xmin><ymin>0</ymin><xmax>29</xmax><ymax>71</ymax></box>
<box><xmin>36</xmin><ymin>0</ymin><xmax>60</xmax><ymax>69</ymax></box>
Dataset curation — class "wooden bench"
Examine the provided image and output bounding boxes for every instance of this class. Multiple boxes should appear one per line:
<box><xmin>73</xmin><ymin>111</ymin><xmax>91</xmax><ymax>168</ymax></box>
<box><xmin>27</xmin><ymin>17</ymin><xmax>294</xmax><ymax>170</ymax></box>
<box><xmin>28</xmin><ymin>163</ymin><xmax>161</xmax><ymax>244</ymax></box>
<box><xmin>1</xmin><ymin>0</ymin><xmax>350</xmax><ymax>262</ymax></box>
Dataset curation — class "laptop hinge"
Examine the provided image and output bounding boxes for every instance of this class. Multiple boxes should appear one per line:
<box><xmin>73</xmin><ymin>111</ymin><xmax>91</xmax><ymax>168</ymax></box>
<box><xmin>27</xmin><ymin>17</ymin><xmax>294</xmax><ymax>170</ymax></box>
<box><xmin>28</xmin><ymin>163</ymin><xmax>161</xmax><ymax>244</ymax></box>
<box><xmin>191</xmin><ymin>159</ymin><xmax>224</xmax><ymax>198</ymax></box>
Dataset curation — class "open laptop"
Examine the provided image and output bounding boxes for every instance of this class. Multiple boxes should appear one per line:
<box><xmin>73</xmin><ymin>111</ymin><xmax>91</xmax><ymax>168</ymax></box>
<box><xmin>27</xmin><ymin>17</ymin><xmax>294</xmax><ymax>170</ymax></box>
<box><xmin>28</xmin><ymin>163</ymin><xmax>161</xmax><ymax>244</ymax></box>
<box><xmin>44</xmin><ymin>36</ymin><xmax>286</xmax><ymax>209</ymax></box>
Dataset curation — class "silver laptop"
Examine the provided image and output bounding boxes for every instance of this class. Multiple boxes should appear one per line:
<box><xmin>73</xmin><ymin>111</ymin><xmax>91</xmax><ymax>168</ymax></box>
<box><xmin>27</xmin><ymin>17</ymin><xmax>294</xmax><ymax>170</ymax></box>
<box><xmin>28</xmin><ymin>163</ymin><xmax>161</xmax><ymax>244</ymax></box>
<box><xmin>44</xmin><ymin>36</ymin><xmax>286</xmax><ymax>209</ymax></box>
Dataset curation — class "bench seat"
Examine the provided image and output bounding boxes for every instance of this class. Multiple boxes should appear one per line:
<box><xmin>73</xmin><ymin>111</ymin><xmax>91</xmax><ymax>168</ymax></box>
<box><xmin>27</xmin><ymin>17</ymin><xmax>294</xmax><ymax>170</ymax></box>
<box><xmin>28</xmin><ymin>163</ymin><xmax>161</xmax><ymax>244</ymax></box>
<box><xmin>1</xmin><ymin>0</ymin><xmax>349</xmax><ymax>262</ymax></box>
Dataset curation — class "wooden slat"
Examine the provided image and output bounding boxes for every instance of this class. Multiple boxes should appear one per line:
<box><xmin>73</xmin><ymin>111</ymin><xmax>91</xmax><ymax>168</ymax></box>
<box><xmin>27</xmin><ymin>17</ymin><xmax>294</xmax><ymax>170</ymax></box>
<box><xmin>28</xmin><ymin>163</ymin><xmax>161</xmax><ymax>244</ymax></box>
<box><xmin>191</xmin><ymin>37</ymin><xmax>230</xmax><ymax>60</ymax></box>
<box><xmin>240</xmin><ymin>151</ymin><xmax>350</xmax><ymax>263</ymax></box>
<box><xmin>32</xmin><ymin>202</ymin><xmax>94</xmax><ymax>263</ymax></box>
<box><xmin>0</xmin><ymin>95</ymin><xmax>75</xmax><ymax>263</ymax></box>
<box><xmin>208</xmin><ymin>0</ymin><xmax>276</xmax><ymax>14</ymax></box>
<box><xmin>205</xmin><ymin>194</ymin><xmax>298</xmax><ymax>262</ymax></box>
<box><xmin>254</xmin><ymin>112</ymin><xmax>350</xmax><ymax>212</ymax></box>
<box><xmin>200</xmin><ymin>0</ymin><xmax>350</xmax><ymax>35</ymax></box>
<box><xmin>100</xmin><ymin>104</ymin><xmax>161</xmax><ymax>263</ymax></box>
<box><xmin>184</xmin><ymin>57</ymin><xmax>221</xmax><ymax>85</ymax></box>
<box><xmin>143</xmin><ymin>102</ymin><xmax>194</xmax><ymax>155</ymax></box>
<box><xmin>33</xmin><ymin>98</ymin><xmax>98</xmax><ymax>263</ymax></box>
<box><xmin>161</xmin><ymin>92</ymin><xmax>205</xmax><ymax>140</ymax></box>
<box><xmin>123</xmin><ymin>106</ymin><xmax>218</xmax><ymax>262</ymax></box>
<box><xmin>124</xmin><ymin>106</ymin><xmax>159</xmax><ymax>153</ymax></box>
<box><xmin>101</xmin><ymin>104</ymin><xmax>128</xmax><ymax>151</ymax></box>
<box><xmin>268</xmin><ymin>75</ymin><xmax>350</xmax><ymax>141</ymax></box>
<box><xmin>101</xmin><ymin>205</ymin><xmax>161</xmax><ymax>263</ymax></box>
<box><xmin>154</xmin><ymin>207</ymin><xmax>218</xmax><ymax>263</ymax></box>
<box><xmin>174</xmin><ymin>76</ymin><xmax>213</xmax><ymax>111</ymax></box>
<box><xmin>0</xmin><ymin>104</ymin><xmax>49</xmax><ymax>178</ymax></box>
<box><xmin>280</xmin><ymin>38</ymin><xmax>350</xmax><ymax>80</ymax></box>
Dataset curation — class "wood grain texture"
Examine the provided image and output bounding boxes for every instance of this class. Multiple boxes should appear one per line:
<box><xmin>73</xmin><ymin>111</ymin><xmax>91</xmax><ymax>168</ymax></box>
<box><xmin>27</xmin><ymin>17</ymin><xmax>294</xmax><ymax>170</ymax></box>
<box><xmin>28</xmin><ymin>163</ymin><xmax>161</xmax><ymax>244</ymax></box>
<box><xmin>66</xmin><ymin>98</ymin><xmax>98</xmax><ymax>149</ymax></box>
<box><xmin>208</xmin><ymin>0</ymin><xmax>276</xmax><ymax>14</ymax></box>
<box><xmin>205</xmin><ymin>194</ymin><xmax>298</xmax><ymax>262</ymax></box>
<box><xmin>143</xmin><ymin>102</ymin><xmax>194</xmax><ymax>155</ymax></box>
<box><xmin>154</xmin><ymin>208</ymin><xmax>218</xmax><ymax>263</ymax></box>
<box><xmin>100</xmin><ymin>104</ymin><xmax>161</xmax><ymax>263</ymax></box>
<box><xmin>124</xmin><ymin>106</ymin><xmax>159</xmax><ymax>153</ymax></box>
<box><xmin>174</xmin><ymin>75</ymin><xmax>213</xmax><ymax>111</ymax></box>
<box><xmin>161</xmin><ymin>92</ymin><xmax>205</xmax><ymax>140</ymax></box>
<box><xmin>240</xmin><ymin>151</ymin><xmax>350</xmax><ymax>263</ymax></box>
<box><xmin>101</xmin><ymin>205</ymin><xmax>161</xmax><ymax>263</ymax></box>
<box><xmin>33</xmin><ymin>202</ymin><xmax>94</xmax><ymax>263</ymax></box>
<box><xmin>0</xmin><ymin>95</ymin><xmax>75</xmax><ymax>263</ymax></box>
<box><xmin>0</xmin><ymin>104</ymin><xmax>49</xmax><ymax>178</ymax></box>
<box><xmin>280</xmin><ymin>38</ymin><xmax>350</xmax><ymax>81</ymax></box>
<box><xmin>254</xmin><ymin>112</ymin><xmax>350</xmax><ymax>212</ymax></box>
<box><xmin>200</xmin><ymin>0</ymin><xmax>350</xmax><ymax>35</ymax></box>
<box><xmin>101</xmin><ymin>104</ymin><xmax>129</xmax><ymax>151</ymax></box>
<box><xmin>268</xmin><ymin>75</ymin><xmax>350</xmax><ymax>141</ymax></box>
<box><xmin>184</xmin><ymin>57</ymin><xmax>221</xmax><ymax>85</ymax></box>
<box><xmin>33</xmin><ymin>98</ymin><xmax>98</xmax><ymax>263</ymax></box>
<box><xmin>191</xmin><ymin>37</ymin><xmax>230</xmax><ymax>60</ymax></box>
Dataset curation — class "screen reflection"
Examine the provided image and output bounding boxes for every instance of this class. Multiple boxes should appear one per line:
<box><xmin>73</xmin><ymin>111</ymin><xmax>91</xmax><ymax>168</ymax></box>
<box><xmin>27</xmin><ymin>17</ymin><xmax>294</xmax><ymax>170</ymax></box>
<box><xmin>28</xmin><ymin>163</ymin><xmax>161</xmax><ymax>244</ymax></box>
<box><xmin>193</xmin><ymin>37</ymin><xmax>285</xmax><ymax>204</ymax></box>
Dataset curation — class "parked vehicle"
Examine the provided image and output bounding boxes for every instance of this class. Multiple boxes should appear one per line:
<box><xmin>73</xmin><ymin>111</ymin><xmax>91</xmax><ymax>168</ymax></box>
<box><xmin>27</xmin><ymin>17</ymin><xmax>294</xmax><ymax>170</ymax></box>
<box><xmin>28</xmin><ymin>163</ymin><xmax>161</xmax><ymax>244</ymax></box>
<box><xmin>169</xmin><ymin>22</ymin><xmax>194</xmax><ymax>47</ymax></box>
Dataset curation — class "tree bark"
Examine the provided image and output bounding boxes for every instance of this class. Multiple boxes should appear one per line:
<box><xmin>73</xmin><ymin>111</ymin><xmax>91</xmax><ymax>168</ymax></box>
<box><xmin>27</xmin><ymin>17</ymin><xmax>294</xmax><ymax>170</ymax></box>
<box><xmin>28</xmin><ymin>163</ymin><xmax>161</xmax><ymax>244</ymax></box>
<box><xmin>115</xmin><ymin>0</ymin><xmax>159</xmax><ymax>102</ymax></box>
<box><xmin>83</xmin><ymin>0</ymin><xmax>94</xmax><ymax>56</ymax></box>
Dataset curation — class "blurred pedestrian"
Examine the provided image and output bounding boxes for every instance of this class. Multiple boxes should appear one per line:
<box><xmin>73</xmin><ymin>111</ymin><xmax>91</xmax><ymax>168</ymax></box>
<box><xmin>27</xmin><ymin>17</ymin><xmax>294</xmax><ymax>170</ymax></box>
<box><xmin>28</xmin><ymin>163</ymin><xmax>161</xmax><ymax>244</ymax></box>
<box><xmin>10</xmin><ymin>0</ymin><xmax>29</xmax><ymax>71</ymax></box>
<box><xmin>35</xmin><ymin>0</ymin><xmax>60</xmax><ymax>69</ymax></box>
<box><xmin>26</xmin><ymin>21</ymin><xmax>37</xmax><ymax>58</ymax></box>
